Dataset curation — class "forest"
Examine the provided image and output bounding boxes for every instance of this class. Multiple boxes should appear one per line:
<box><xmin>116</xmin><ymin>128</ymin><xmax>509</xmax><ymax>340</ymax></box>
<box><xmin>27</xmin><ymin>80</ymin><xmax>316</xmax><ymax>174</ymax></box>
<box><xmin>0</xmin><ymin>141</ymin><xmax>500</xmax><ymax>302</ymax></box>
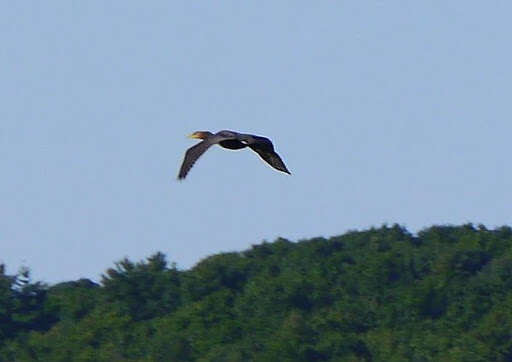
<box><xmin>1</xmin><ymin>224</ymin><xmax>511</xmax><ymax>361</ymax></box>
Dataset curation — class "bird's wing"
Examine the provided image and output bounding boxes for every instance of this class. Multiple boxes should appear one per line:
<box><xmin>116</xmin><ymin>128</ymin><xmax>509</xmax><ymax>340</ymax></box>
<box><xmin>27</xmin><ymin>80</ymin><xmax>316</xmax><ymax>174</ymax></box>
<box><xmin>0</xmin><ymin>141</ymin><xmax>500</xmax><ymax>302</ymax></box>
<box><xmin>178</xmin><ymin>139</ymin><xmax>216</xmax><ymax>179</ymax></box>
<box><xmin>248</xmin><ymin>137</ymin><xmax>291</xmax><ymax>174</ymax></box>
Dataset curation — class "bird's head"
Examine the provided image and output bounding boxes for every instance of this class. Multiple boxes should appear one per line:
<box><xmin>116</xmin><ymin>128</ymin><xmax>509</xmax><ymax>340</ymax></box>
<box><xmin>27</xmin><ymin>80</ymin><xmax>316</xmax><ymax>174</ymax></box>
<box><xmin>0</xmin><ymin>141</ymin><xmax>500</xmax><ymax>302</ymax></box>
<box><xmin>188</xmin><ymin>131</ymin><xmax>213</xmax><ymax>140</ymax></box>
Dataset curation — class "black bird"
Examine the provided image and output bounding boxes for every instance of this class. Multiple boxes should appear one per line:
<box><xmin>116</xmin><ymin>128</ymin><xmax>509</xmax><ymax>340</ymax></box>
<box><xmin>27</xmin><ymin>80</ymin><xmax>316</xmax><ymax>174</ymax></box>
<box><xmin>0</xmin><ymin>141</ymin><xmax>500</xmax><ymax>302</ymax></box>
<box><xmin>178</xmin><ymin>130</ymin><xmax>291</xmax><ymax>180</ymax></box>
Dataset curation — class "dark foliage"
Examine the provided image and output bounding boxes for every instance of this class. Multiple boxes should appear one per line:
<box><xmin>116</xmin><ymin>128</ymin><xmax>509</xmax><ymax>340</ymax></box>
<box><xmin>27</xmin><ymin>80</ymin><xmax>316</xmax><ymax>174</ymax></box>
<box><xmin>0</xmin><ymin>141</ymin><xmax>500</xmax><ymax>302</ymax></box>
<box><xmin>1</xmin><ymin>224</ymin><xmax>512</xmax><ymax>361</ymax></box>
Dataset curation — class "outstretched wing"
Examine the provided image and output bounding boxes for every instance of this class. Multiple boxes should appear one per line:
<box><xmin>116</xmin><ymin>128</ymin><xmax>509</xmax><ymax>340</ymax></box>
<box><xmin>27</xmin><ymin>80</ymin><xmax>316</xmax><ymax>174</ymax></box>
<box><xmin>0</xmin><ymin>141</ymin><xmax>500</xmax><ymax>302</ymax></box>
<box><xmin>178</xmin><ymin>140</ymin><xmax>215</xmax><ymax>179</ymax></box>
<box><xmin>248</xmin><ymin>137</ymin><xmax>291</xmax><ymax>175</ymax></box>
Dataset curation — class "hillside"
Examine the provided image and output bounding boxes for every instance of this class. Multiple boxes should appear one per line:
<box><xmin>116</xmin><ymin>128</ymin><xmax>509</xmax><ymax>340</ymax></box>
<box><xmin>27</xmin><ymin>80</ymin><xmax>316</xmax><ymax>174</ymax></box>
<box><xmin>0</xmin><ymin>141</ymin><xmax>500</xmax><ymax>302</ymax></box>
<box><xmin>1</xmin><ymin>224</ymin><xmax>511</xmax><ymax>361</ymax></box>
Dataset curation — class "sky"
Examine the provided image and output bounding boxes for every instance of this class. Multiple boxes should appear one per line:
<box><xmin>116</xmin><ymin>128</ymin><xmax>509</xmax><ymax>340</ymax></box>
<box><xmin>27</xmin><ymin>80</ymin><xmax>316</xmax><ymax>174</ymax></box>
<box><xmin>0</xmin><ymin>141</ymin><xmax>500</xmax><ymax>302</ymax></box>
<box><xmin>1</xmin><ymin>2</ymin><xmax>511</xmax><ymax>284</ymax></box>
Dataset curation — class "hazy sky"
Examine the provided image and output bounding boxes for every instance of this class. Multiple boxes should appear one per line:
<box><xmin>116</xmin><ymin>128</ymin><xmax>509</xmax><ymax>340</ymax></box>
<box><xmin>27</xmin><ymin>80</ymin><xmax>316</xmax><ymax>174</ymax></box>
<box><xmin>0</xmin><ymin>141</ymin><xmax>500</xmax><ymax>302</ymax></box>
<box><xmin>2</xmin><ymin>2</ymin><xmax>511</xmax><ymax>283</ymax></box>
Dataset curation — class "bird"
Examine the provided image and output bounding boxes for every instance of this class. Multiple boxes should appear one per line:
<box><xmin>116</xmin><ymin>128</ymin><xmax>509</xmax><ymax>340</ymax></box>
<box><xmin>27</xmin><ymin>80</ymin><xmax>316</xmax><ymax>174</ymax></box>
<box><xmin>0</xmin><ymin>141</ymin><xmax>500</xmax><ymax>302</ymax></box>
<box><xmin>178</xmin><ymin>130</ymin><xmax>291</xmax><ymax>180</ymax></box>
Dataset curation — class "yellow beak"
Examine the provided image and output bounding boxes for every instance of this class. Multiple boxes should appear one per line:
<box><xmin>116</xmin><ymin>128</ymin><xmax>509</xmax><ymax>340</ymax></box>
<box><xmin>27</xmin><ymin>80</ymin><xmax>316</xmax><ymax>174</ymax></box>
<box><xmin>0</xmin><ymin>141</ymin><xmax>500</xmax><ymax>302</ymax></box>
<box><xmin>187</xmin><ymin>132</ymin><xmax>200</xmax><ymax>139</ymax></box>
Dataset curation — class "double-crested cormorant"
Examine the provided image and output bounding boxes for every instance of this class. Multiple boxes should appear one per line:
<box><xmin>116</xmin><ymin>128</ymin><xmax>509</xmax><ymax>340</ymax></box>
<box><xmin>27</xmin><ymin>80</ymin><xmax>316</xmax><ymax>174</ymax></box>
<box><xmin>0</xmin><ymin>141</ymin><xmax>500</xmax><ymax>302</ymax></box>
<box><xmin>178</xmin><ymin>130</ymin><xmax>291</xmax><ymax>180</ymax></box>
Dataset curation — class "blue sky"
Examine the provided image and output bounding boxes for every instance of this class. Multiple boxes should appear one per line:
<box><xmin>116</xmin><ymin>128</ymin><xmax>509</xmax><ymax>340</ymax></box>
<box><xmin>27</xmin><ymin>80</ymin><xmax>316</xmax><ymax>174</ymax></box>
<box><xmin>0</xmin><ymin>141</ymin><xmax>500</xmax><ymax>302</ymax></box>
<box><xmin>2</xmin><ymin>2</ymin><xmax>511</xmax><ymax>283</ymax></box>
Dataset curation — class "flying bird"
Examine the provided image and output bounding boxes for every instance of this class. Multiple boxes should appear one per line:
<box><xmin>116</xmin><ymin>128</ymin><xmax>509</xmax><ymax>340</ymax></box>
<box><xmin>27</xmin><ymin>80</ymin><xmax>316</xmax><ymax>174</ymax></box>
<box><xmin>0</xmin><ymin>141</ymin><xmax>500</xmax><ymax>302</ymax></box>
<box><xmin>178</xmin><ymin>130</ymin><xmax>291</xmax><ymax>180</ymax></box>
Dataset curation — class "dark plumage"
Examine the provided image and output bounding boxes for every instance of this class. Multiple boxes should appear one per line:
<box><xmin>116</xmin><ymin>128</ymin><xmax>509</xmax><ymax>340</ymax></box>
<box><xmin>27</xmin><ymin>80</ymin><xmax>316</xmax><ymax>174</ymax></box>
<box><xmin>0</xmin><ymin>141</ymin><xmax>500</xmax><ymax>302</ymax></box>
<box><xmin>178</xmin><ymin>130</ymin><xmax>291</xmax><ymax>180</ymax></box>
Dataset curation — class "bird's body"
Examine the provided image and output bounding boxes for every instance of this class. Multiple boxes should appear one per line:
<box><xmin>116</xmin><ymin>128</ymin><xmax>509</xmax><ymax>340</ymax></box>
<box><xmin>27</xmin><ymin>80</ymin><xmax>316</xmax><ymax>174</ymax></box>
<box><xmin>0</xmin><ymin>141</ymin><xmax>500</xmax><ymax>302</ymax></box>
<box><xmin>178</xmin><ymin>130</ymin><xmax>290</xmax><ymax>179</ymax></box>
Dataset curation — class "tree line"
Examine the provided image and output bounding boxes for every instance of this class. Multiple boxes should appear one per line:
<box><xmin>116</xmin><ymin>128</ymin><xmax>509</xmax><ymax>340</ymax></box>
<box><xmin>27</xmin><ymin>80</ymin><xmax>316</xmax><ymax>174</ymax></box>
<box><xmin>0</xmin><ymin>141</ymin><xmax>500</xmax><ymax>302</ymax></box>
<box><xmin>1</xmin><ymin>224</ymin><xmax>511</xmax><ymax>361</ymax></box>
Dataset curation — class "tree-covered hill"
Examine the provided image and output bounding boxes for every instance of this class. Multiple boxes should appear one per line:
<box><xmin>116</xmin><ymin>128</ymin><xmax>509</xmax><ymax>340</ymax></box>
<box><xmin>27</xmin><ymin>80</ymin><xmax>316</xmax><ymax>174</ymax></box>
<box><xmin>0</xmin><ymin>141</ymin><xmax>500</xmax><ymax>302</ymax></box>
<box><xmin>1</xmin><ymin>224</ymin><xmax>512</xmax><ymax>361</ymax></box>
